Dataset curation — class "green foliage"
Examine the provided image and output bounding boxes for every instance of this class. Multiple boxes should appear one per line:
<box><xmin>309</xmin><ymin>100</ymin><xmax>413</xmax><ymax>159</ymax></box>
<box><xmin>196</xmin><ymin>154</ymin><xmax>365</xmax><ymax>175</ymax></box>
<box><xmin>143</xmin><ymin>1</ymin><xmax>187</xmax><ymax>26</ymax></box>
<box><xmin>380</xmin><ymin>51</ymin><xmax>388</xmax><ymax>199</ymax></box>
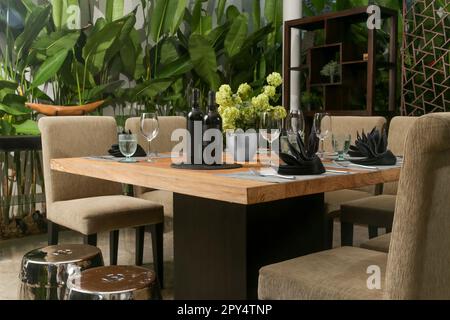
<box><xmin>0</xmin><ymin>0</ymin><xmax>284</xmax><ymax>135</ymax></box>
<box><xmin>320</xmin><ymin>60</ymin><xmax>340</xmax><ymax>81</ymax></box>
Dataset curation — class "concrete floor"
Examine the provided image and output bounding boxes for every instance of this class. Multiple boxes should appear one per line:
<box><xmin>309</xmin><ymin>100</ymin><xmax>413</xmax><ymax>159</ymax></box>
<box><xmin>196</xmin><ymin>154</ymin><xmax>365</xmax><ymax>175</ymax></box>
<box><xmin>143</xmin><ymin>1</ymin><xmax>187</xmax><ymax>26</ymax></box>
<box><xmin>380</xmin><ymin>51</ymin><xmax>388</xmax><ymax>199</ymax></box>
<box><xmin>0</xmin><ymin>221</ymin><xmax>381</xmax><ymax>300</ymax></box>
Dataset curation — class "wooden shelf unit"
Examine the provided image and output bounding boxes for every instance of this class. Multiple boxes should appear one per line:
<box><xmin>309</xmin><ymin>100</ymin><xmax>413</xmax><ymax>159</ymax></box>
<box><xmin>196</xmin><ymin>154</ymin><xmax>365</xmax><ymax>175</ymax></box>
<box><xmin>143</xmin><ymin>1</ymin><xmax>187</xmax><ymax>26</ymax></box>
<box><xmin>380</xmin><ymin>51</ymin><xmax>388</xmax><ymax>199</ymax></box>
<box><xmin>283</xmin><ymin>6</ymin><xmax>398</xmax><ymax>116</ymax></box>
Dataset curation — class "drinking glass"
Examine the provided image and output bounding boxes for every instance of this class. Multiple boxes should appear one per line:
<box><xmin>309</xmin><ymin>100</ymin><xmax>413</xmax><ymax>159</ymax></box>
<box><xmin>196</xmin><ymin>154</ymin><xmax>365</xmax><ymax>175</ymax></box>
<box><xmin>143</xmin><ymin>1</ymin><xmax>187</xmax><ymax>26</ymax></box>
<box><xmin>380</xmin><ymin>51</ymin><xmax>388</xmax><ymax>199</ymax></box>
<box><xmin>118</xmin><ymin>134</ymin><xmax>138</xmax><ymax>163</ymax></box>
<box><xmin>260</xmin><ymin>112</ymin><xmax>282</xmax><ymax>167</ymax></box>
<box><xmin>313</xmin><ymin>112</ymin><xmax>331</xmax><ymax>158</ymax></box>
<box><xmin>140</xmin><ymin>113</ymin><xmax>160</xmax><ymax>162</ymax></box>
<box><xmin>332</xmin><ymin>134</ymin><xmax>351</xmax><ymax>161</ymax></box>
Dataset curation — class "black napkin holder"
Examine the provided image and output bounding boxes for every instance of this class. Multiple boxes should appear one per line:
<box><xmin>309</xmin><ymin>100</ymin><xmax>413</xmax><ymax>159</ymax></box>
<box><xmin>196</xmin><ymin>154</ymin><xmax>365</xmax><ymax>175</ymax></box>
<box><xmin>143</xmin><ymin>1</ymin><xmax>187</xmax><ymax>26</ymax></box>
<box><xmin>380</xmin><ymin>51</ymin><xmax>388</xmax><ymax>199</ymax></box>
<box><xmin>348</xmin><ymin>126</ymin><xmax>397</xmax><ymax>166</ymax></box>
<box><xmin>277</xmin><ymin>130</ymin><xmax>326</xmax><ymax>176</ymax></box>
<box><xmin>278</xmin><ymin>159</ymin><xmax>325</xmax><ymax>176</ymax></box>
<box><xmin>108</xmin><ymin>144</ymin><xmax>147</xmax><ymax>158</ymax></box>
<box><xmin>350</xmin><ymin>150</ymin><xmax>397</xmax><ymax>166</ymax></box>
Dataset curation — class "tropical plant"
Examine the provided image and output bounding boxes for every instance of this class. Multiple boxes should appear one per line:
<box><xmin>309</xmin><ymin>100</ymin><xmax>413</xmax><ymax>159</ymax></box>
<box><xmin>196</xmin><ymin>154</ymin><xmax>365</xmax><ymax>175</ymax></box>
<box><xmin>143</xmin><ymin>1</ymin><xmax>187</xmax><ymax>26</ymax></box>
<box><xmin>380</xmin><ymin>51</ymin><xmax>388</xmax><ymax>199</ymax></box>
<box><xmin>301</xmin><ymin>91</ymin><xmax>323</xmax><ymax>110</ymax></box>
<box><xmin>173</xmin><ymin>0</ymin><xmax>283</xmax><ymax>110</ymax></box>
<box><xmin>217</xmin><ymin>72</ymin><xmax>286</xmax><ymax>132</ymax></box>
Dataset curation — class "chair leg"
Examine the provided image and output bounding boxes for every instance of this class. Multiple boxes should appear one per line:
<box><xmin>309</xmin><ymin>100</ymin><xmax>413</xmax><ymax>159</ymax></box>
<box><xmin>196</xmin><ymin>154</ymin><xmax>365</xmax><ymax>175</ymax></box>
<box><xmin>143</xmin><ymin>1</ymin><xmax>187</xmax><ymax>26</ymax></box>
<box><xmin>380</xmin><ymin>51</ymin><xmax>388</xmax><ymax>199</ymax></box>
<box><xmin>368</xmin><ymin>226</ymin><xmax>378</xmax><ymax>239</ymax></box>
<box><xmin>149</xmin><ymin>223</ymin><xmax>164</xmax><ymax>288</ymax></box>
<box><xmin>48</xmin><ymin>221</ymin><xmax>59</xmax><ymax>245</ymax></box>
<box><xmin>341</xmin><ymin>221</ymin><xmax>354</xmax><ymax>246</ymax></box>
<box><xmin>83</xmin><ymin>234</ymin><xmax>97</xmax><ymax>246</ymax></box>
<box><xmin>110</xmin><ymin>230</ymin><xmax>119</xmax><ymax>265</ymax></box>
<box><xmin>135</xmin><ymin>226</ymin><xmax>145</xmax><ymax>266</ymax></box>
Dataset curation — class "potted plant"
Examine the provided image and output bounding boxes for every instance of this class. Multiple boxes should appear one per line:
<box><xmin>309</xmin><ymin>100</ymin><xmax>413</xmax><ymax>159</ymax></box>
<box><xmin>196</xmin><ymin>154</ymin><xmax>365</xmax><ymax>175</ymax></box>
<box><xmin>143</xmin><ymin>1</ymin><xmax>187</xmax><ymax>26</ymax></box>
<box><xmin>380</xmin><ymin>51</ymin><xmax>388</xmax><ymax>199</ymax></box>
<box><xmin>301</xmin><ymin>91</ymin><xmax>323</xmax><ymax>111</ymax></box>
<box><xmin>320</xmin><ymin>60</ymin><xmax>340</xmax><ymax>84</ymax></box>
<box><xmin>217</xmin><ymin>72</ymin><xmax>287</xmax><ymax>161</ymax></box>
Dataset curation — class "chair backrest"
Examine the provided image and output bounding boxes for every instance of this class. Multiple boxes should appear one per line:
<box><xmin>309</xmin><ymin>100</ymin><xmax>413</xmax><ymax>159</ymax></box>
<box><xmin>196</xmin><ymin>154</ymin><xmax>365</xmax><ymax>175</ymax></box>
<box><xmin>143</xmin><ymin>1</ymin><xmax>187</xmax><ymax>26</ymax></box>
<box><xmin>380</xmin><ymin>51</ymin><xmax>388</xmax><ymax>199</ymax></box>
<box><xmin>323</xmin><ymin>116</ymin><xmax>387</xmax><ymax>153</ymax></box>
<box><xmin>125</xmin><ymin>116</ymin><xmax>186</xmax><ymax>153</ymax></box>
<box><xmin>383</xmin><ymin>116</ymin><xmax>418</xmax><ymax>195</ymax></box>
<box><xmin>39</xmin><ymin>116</ymin><xmax>122</xmax><ymax>204</ymax></box>
<box><xmin>385</xmin><ymin>113</ymin><xmax>450</xmax><ymax>299</ymax></box>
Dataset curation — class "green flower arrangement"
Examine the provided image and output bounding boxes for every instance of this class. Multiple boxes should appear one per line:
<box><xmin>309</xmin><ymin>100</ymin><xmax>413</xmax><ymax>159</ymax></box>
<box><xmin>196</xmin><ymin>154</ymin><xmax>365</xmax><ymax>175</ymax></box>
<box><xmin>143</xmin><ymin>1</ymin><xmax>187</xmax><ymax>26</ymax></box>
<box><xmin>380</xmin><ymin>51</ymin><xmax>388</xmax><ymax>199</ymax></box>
<box><xmin>217</xmin><ymin>72</ymin><xmax>287</xmax><ymax>131</ymax></box>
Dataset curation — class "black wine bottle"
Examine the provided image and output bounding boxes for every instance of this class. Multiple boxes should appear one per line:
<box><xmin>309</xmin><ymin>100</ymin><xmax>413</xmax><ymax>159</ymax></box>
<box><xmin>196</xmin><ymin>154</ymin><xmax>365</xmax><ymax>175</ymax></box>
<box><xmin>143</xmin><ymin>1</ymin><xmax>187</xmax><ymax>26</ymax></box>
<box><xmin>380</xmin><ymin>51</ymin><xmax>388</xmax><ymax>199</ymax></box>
<box><xmin>187</xmin><ymin>88</ymin><xmax>204</xmax><ymax>165</ymax></box>
<box><xmin>203</xmin><ymin>91</ymin><xmax>223</xmax><ymax>165</ymax></box>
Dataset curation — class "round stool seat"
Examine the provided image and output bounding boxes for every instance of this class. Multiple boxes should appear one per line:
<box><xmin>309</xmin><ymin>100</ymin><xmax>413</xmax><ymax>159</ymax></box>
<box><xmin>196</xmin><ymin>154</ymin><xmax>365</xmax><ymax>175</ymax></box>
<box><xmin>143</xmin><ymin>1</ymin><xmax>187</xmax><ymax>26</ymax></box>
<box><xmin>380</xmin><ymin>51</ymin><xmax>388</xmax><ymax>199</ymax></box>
<box><xmin>19</xmin><ymin>244</ymin><xmax>104</xmax><ymax>300</ymax></box>
<box><xmin>67</xmin><ymin>266</ymin><xmax>159</xmax><ymax>300</ymax></box>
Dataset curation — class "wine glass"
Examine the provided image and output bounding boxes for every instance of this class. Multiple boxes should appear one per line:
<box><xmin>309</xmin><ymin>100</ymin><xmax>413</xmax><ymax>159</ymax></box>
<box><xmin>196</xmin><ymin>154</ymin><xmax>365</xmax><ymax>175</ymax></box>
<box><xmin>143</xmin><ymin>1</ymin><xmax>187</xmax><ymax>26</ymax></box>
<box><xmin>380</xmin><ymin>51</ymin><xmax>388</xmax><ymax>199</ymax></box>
<box><xmin>260</xmin><ymin>112</ymin><xmax>282</xmax><ymax>167</ymax></box>
<box><xmin>332</xmin><ymin>134</ymin><xmax>351</xmax><ymax>161</ymax></box>
<box><xmin>140</xmin><ymin>113</ymin><xmax>159</xmax><ymax>162</ymax></box>
<box><xmin>313</xmin><ymin>112</ymin><xmax>331</xmax><ymax>159</ymax></box>
<box><xmin>286</xmin><ymin>109</ymin><xmax>306</xmax><ymax>144</ymax></box>
<box><xmin>118</xmin><ymin>134</ymin><xmax>138</xmax><ymax>163</ymax></box>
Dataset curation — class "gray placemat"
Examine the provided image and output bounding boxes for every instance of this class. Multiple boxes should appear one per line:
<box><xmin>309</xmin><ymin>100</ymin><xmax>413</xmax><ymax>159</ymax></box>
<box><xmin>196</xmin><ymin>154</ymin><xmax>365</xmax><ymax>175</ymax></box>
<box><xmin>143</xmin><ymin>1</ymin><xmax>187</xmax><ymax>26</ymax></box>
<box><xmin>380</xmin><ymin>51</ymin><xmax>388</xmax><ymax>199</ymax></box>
<box><xmin>217</xmin><ymin>170</ymin><xmax>354</xmax><ymax>184</ymax></box>
<box><xmin>85</xmin><ymin>154</ymin><xmax>176</xmax><ymax>162</ymax></box>
<box><xmin>327</xmin><ymin>161</ymin><xmax>403</xmax><ymax>171</ymax></box>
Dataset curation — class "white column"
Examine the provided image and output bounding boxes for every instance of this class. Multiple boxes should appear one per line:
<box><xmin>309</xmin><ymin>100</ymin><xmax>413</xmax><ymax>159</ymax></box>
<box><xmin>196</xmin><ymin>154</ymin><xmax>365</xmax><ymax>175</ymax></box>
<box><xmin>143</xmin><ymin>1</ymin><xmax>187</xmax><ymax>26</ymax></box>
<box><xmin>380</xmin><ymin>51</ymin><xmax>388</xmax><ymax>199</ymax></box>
<box><xmin>283</xmin><ymin>0</ymin><xmax>302</xmax><ymax>111</ymax></box>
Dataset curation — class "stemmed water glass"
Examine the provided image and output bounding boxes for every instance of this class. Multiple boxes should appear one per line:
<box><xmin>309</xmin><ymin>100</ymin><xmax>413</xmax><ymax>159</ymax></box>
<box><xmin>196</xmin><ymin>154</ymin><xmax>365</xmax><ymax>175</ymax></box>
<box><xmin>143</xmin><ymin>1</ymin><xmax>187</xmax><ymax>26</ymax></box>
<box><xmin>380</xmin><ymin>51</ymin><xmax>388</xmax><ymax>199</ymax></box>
<box><xmin>260</xmin><ymin>112</ymin><xmax>282</xmax><ymax>167</ymax></box>
<box><xmin>118</xmin><ymin>134</ymin><xmax>138</xmax><ymax>163</ymax></box>
<box><xmin>313</xmin><ymin>112</ymin><xmax>331</xmax><ymax>159</ymax></box>
<box><xmin>286</xmin><ymin>109</ymin><xmax>306</xmax><ymax>144</ymax></box>
<box><xmin>140</xmin><ymin>113</ymin><xmax>159</xmax><ymax>162</ymax></box>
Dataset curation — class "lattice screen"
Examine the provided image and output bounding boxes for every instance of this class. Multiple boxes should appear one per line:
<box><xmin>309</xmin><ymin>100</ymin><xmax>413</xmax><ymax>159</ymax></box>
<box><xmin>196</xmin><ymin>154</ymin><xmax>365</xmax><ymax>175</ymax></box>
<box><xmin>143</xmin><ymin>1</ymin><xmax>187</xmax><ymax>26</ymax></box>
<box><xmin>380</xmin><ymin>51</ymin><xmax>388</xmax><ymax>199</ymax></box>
<box><xmin>401</xmin><ymin>0</ymin><xmax>450</xmax><ymax>115</ymax></box>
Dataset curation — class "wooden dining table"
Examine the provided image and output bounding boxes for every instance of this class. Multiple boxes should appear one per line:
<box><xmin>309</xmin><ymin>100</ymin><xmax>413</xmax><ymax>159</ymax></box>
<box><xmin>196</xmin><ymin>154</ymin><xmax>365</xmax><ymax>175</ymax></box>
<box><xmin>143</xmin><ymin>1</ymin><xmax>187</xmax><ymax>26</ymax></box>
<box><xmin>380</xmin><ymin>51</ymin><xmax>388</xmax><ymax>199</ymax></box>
<box><xmin>50</xmin><ymin>156</ymin><xmax>401</xmax><ymax>300</ymax></box>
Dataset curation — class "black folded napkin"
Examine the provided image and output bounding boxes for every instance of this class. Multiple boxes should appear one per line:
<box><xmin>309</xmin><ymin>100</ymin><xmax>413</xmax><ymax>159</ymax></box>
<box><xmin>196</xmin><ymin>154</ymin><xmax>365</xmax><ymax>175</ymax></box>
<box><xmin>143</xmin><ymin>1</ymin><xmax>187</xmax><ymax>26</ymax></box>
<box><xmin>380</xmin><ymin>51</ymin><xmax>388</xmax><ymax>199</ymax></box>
<box><xmin>278</xmin><ymin>128</ymin><xmax>325</xmax><ymax>176</ymax></box>
<box><xmin>108</xmin><ymin>144</ymin><xmax>147</xmax><ymax>158</ymax></box>
<box><xmin>348</xmin><ymin>126</ymin><xmax>397</xmax><ymax>166</ymax></box>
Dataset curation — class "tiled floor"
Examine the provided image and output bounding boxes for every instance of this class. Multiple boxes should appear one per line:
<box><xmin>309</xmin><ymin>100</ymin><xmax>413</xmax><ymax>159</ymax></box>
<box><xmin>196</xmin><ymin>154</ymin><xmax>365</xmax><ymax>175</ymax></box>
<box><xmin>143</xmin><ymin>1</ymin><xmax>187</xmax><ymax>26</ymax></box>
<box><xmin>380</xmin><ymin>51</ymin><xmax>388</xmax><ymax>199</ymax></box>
<box><xmin>0</xmin><ymin>222</ymin><xmax>382</xmax><ymax>300</ymax></box>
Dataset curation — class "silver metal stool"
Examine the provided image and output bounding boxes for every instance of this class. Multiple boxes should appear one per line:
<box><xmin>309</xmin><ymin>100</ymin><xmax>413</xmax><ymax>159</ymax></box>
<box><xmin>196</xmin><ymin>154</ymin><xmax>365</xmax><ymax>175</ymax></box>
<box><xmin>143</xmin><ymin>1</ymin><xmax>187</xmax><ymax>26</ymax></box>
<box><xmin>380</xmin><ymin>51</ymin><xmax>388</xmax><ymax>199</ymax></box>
<box><xmin>18</xmin><ymin>244</ymin><xmax>104</xmax><ymax>300</ymax></box>
<box><xmin>66</xmin><ymin>265</ymin><xmax>161</xmax><ymax>300</ymax></box>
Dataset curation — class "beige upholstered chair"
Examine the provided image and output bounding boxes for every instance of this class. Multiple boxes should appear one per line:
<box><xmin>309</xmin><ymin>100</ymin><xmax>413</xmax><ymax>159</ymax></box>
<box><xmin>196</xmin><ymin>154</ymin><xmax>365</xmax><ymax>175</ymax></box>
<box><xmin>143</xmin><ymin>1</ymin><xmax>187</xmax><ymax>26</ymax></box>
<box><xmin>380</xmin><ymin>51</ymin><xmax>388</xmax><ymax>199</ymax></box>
<box><xmin>360</xmin><ymin>233</ymin><xmax>391</xmax><ymax>253</ymax></box>
<box><xmin>259</xmin><ymin>113</ymin><xmax>450</xmax><ymax>300</ymax></box>
<box><xmin>39</xmin><ymin>116</ymin><xmax>164</xmax><ymax>284</ymax></box>
<box><xmin>340</xmin><ymin>117</ymin><xmax>417</xmax><ymax>246</ymax></box>
<box><xmin>323</xmin><ymin>116</ymin><xmax>387</xmax><ymax>248</ymax></box>
<box><xmin>125</xmin><ymin>116</ymin><xmax>186</xmax><ymax>232</ymax></box>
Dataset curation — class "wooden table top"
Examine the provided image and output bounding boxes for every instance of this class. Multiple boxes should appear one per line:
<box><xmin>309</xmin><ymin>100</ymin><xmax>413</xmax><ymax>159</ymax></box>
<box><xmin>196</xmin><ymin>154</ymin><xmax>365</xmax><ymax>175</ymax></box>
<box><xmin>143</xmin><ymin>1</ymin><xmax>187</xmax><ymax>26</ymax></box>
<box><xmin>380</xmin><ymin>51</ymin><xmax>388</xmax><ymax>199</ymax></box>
<box><xmin>50</xmin><ymin>157</ymin><xmax>401</xmax><ymax>205</ymax></box>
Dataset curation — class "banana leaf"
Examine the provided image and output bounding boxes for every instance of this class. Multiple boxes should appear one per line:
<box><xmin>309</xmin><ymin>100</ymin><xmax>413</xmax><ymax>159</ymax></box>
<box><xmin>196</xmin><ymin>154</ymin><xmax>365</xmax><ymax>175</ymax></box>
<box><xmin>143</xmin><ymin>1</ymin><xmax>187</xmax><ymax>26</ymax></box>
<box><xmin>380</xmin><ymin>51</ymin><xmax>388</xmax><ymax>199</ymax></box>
<box><xmin>188</xmin><ymin>34</ymin><xmax>220</xmax><ymax>90</ymax></box>
<box><xmin>31</xmin><ymin>49</ymin><xmax>69</xmax><ymax>88</ymax></box>
<box><xmin>15</xmin><ymin>5</ymin><xmax>51</xmax><ymax>56</ymax></box>
<box><xmin>225</xmin><ymin>14</ymin><xmax>248</xmax><ymax>58</ymax></box>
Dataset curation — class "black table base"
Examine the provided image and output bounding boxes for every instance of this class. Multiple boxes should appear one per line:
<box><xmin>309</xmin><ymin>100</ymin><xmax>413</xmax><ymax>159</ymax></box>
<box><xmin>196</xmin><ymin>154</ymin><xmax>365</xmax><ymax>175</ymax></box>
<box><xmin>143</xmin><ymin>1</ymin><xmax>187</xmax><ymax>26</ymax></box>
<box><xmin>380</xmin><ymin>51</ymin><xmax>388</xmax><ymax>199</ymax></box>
<box><xmin>173</xmin><ymin>192</ymin><xmax>326</xmax><ymax>300</ymax></box>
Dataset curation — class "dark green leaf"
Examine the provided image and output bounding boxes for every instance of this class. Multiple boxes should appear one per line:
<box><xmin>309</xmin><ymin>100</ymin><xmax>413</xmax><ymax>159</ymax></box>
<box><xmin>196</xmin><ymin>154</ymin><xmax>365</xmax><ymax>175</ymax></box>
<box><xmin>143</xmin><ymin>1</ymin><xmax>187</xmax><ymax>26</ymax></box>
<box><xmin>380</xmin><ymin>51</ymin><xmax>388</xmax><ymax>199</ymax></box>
<box><xmin>0</xmin><ymin>120</ymin><xmax>15</xmax><ymax>135</ymax></box>
<box><xmin>188</xmin><ymin>34</ymin><xmax>219</xmax><ymax>90</ymax></box>
<box><xmin>253</xmin><ymin>0</ymin><xmax>261</xmax><ymax>29</ymax></box>
<box><xmin>32</xmin><ymin>31</ymin><xmax>80</xmax><ymax>56</ymax></box>
<box><xmin>32</xmin><ymin>49</ymin><xmax>69</xmax><ymax>88</ymax></box>
<box><xmin>207</xmin><ymin>22</ymin><xmax>231</xmax><ymax>49</ymax></box>
<box><xmin>13</xmin><ymin>120</ymin><xmax>40</xmax><ymax>135</ymax></box>
<box><xmin>226</xmin><ymin>5</ymin><xmax>240</xmax><ymax>21</ymax></box>
<box><xmin>0</xmin><ymin>80</ymin><xmax>18</xmax><ymax>91</ymax></box>
<box><xmin>216</xmin><ymin>0</ymin><xmax>227</xmax><ymax>24</ymax></box>
<box><xmin>15</xmin><ymin>5</ymin><xmax>51</xmax><ymax>55</ymax></box>
<box><xmin>105</xmin><ymin>0</ymin><xmax>124</xmax><ymax>22</ymax></box>
<box><xmin>158</xmin><ymin>56</ymin><xmax>193</xmax><ymax>78</ymax></box>
<box><xmin>133</xmin><ymin>78</ymin><xmax>174</xmax><ymax>98</ymax></box>
<box><xmin>264</xmin><ymin>0</ymin><xmax>282</xmax><ymax>46</ymax></box>
<box><xmin>84</xmin><ymin>80</ymin><xmax>124</xmax><ymax>101</ymax></box>
<box><xmin>82</xmin><ymin>20</ymin><xmax>124</xmax><ymax>75</ymax></box>
<box><xmin>225</xmin><ymin>14</ymin><xmax>248</xmax><ymax>58</ymax></box>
